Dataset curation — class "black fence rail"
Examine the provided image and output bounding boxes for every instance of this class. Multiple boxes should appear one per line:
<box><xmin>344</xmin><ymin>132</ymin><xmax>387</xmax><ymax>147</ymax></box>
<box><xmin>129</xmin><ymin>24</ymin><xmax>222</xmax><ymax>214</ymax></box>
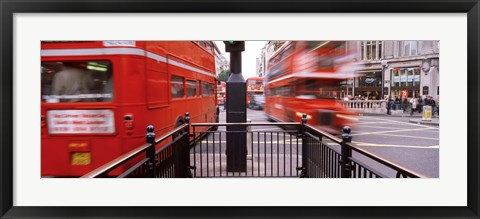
<box><xmin>299</xmin><ymin>114</ymin><xmax>426</xmax><ymax>178</ymax></box>
<box><xmin>82</xmin><ymin>112</ymin><xmax>425</xmax><ymax>178</ymax></box>
<box><xmin>190</xmin><ymin>122</ymin><xmax>302</xmax><ymax>177</ymax></box>
<box><xmin>81</xmin><ymin>117</ymin><xmax>191</xmax><ymax>178</ymax></box>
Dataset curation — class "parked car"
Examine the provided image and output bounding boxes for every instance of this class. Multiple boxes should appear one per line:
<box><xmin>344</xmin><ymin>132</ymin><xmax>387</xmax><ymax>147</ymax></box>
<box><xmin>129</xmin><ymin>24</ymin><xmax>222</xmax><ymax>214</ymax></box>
<box><xmin>249</xmin><ymin>95</ymin><xmax>265</xmax><ymax>110</ymax></box>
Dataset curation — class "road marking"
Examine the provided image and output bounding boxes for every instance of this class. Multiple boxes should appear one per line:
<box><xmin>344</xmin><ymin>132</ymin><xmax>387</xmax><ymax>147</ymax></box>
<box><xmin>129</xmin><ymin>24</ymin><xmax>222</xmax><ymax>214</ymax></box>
<box><xmin>351</xmin><ymin>127</ymin><xmax>436</xmax><ymax>136</ymax></box>
<box><xmin>355</xmin><ymin>121</ymin><xmax>393</xmax><ymax>125</ymax></box>
<box><xmin>196</xmin><ymin>140</ymin><xmax>301</xmax><ymax>144</ymax></box>
<box><xmin>353</xmin><ymin>124</ymin><xmax>412</xmax><ymax>130</ymax></box>
<box><xmin>372</xmin><ymin>133</ymin><xmax>439</xmax><ymax>141</ymax></box>
<box><xmin>353</xmin><ymin>141</ymin><xmax>439</xmax><ymax>149</ymax></box>
<box><xmin>364</xmin><ymin>117</ymin><xmax>439</xmax><ymax>129</ymax></box>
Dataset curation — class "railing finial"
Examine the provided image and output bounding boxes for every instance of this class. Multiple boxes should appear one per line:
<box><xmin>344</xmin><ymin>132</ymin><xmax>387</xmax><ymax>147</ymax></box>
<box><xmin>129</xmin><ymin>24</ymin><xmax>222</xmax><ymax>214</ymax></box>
<box><xmin>302</xmin><ymin>113</ymin><xmax>308</xmax><ymax>124</ymax></box>
<box><xmin>342</xmin><ymin>126</ymin><xmax>352</xmax><ymax>143</ymax></box>
<box><xmin>185</xmin><ymin>112</ymin><xmax>190</xmax><ymax>124</ymax></box>
<box><xmin>146</xmin><ymin>125</ymin><xmax>154</xmax><ymax>134</ymax></box>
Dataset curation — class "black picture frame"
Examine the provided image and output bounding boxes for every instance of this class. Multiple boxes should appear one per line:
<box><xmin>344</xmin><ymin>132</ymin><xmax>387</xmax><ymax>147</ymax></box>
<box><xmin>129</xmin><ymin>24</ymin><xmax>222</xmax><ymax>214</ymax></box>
<box><xmin>1</xmin><ymin>0</ymin><xmax>479</xmax><ymax>218</ymax></box>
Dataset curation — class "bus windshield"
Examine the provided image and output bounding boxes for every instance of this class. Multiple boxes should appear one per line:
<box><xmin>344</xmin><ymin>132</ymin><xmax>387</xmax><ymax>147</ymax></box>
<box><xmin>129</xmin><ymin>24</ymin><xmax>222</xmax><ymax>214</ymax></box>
<box><xmin>41</xmin><ymin>61</ymin><xmax>113</xmax><ymax>103</ymax></box>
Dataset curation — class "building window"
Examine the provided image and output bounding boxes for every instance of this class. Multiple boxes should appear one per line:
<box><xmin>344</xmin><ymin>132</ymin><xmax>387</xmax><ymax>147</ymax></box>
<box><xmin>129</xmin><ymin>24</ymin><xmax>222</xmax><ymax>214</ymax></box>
<box><xmin>397</xmin><ymin>41</ymin><xmax>418</xmax><ymax>57</ymax></box>
<box><xmin>423</xmin><ymin>86</ymin><xmax>429</xmax><ymax>95</ymax></box>
<box><xmin>391</xmin><ymin>67</ymin><xmax>420</xmax><ymax>98</ymax></box>
<box><xmin>361</xmin><ymin>41</ymin><xmax>383</xmax><ymax>60</ymax></box>
<box><xmin>358</xmin><ymin>71</ymin><xmax>382</xmax><ymax>87</ymax></box>
<box><xmin>392</xmin><ymin>67</ymin><xmax>420</xmax><ymax>87</ymax></box>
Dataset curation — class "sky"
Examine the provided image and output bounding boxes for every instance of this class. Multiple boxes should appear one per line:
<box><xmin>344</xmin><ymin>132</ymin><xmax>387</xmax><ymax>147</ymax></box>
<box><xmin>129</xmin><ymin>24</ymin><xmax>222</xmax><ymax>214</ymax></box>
<box><xmin>214</xmin><ymin>41</ymin><xmax>267</xmax><ymax>79</ymax></box>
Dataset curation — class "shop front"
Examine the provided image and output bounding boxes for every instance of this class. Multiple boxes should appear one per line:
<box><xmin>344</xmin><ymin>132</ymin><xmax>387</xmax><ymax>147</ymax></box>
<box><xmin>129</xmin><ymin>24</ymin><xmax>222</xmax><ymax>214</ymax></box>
<box><xmin>390</xmin><ymin>67</ymin><xmax>421</xmax><ymax>99</ymax></box>
<box><xmin>353</xmin><ymin>70</ymin><xmax>386</xmax><ymax>100</ymax></box>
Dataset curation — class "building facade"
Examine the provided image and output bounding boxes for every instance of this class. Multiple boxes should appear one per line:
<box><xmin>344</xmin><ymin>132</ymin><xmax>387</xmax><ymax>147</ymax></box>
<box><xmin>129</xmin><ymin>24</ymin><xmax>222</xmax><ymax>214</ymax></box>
<box><xmin>346</xmin><ymin>41</ymin><xmax>439</xmax><ymax>101</ymax></box>
<box><xmin>256</xmin><ymin>41</ymin><xmax>286</xmax><ymax>77</ymax></box>
<box><xmin>213</xmin><ymin>42</ymin><xmax>229</xmax><ymax>75</ymax></box>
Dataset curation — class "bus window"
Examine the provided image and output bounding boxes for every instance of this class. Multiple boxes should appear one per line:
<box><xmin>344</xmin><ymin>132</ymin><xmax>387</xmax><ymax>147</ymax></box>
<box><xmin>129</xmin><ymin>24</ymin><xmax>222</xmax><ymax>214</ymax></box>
<box><xmin>202</xmin><ymin>81</ymin><xmax>209</xmax><ymax>96</ymax></box>
<box><xmin>209</xmin><ymin>83</ymin><xmax>215</xmax><ymax>96</ymax></box>
<box><xmin>41</xmin><ymin>61</ymin><xmax>113</xmax><ymax>103</ymax></box>
<box><xmin>171</xmin><ymin>75</ymin><xmax>185</xmax><ymax>98</ymax></box>
<box><xmin>186</xmin><ymin>80</ymin><xmax>198</xmax><ymax>97</ymax></box>
<box><xmin>205</xmin><ymin>42</ymin><xmax>213</xmax><ymax>53</ymax></box>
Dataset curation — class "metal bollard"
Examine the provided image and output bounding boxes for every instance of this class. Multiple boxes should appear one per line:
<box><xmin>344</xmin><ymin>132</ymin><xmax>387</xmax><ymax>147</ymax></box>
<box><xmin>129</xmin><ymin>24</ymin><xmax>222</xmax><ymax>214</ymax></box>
<box><xmin>340</xmin><ymin>126</ymin><xmax>352</xmax><ymax>178</ymax></box>
<box><xmin>246</xmin><ymin>118</ymin><xmax>252</xmax><ymax>160</ymax></box>
<box><xmin>145</xmin><ymin>125</ymin><xmax>156</xmax><ymax>178</ymax></box>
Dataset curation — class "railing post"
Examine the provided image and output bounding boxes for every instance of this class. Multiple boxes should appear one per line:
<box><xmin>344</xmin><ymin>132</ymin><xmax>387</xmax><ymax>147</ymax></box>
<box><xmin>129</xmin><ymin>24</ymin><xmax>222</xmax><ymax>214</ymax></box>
<box><xmin>185</xmin><ymin>112</ymin><xmax>190</xmax><ymax>137</ymax></box>
<box><xmin>340</xmin><ymin>126</ymin><xmax>352</xmax><ymax>178</ymax></box>
<box><xmin>145</xmin><ymin>125</ymin><xmax>156</xmax><ymax>178</ymax></box>
<box><xmin>174</xmin><ymin>112</ymin><xmax>191</xmax><ymax>178</ymax></box>
<box><xmin>246</xmin><ymin>118</ymin><xmax>253</xmax><ymax>160</ymax></box>
<box><xmin>299</xmin><ymin>114</ymin><xmax>308</xmax><ymax>178</ymax></box>
<box><xmin>184</xmin><ymin>112</ymin><xmax>193</xmax><ymax>178</ymax></box>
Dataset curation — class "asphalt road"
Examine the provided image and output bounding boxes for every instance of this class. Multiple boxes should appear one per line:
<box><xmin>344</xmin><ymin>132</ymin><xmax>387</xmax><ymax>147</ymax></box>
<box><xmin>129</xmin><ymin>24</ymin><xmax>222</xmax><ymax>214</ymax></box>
<box><xmin>349</xmin><ymin>115</ymin><xmax>439</xmax><ymax>177</ymax></box>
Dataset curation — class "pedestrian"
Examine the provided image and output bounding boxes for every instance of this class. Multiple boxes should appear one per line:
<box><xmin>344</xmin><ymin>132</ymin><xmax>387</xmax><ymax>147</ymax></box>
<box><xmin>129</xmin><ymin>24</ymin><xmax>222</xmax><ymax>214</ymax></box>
<box><xmin>386</xmin><ymin>97</ymin><xmax>393</xmax><ymax>115</ymax></box>
<box><xmin>429</xmin><ymin>97</ymin><xmax>436</xmax><ymax>116</ymax></box>
<box><xmin>409</xmin><ymin>97</ymin><xmax>417</xmax><ymax>115</ymax></box>
<box><xmin>436</xmin><ymin>100</ymin><xmax>440</xmax><ymax>116</ymax></box>
<box><xmin>402</xmin><ymin>98</ymin><xmax>408</xmax><ymax>112</ymax></box>
<box><xmin>417</xmin><ymin>97</ymin><xmax>423</xmax><ymax>113</ymax></box>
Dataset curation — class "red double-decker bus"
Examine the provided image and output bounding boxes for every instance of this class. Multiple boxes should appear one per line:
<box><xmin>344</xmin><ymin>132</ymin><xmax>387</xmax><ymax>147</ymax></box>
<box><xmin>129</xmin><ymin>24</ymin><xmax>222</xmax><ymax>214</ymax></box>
<box><xmin>264</xmin><ymin>41</ymin><xmax>356</xmax><ymax>134</ymax></box>
<box><xmin>246</xmin><ymin>76</ymin><xmax>264</xmax><ymax>105</ymax></box>
<box><xmin>41</xmin><ymin>41</ymin><xmax>219</xmax><ymax>177</ymax></box>
<box><xmin>216</xmin><ymin>81</ymin><xmax>226</xmax><ymax>105</ymax></box>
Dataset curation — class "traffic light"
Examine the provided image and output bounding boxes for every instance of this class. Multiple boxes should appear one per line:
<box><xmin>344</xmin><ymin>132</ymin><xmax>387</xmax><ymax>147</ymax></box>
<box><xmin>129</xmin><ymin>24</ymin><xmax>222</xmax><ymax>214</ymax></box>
<box><xmin>223</xmin><ymin>41</ymin><xmax>245</xmax><ymax>52</ymax></box>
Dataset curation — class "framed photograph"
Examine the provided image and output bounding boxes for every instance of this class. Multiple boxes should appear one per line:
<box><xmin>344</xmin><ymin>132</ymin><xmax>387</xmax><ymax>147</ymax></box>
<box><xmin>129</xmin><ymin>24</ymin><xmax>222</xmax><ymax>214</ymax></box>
<box><xmin>1</xmin><ymin>0</ymin><xmax>479</xmax><ymax>218</ymax></box>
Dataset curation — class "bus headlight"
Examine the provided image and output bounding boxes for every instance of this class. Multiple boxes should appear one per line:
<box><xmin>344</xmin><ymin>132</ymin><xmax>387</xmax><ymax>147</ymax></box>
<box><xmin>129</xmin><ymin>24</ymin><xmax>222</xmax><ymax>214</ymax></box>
<box><xmin>295</xmin><ymin>112</ymin><xmax>312</xmax><ymax>120</ymax></box>
<box><xmin>336</xmin><ymin>114</ymin><xmax>358</xmax><ymax>121</ymax></box>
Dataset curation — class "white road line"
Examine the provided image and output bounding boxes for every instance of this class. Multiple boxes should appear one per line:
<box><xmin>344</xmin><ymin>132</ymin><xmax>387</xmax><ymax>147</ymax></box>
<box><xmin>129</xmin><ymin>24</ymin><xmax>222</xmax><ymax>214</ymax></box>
<box><xmin>353</xmin><ymin>124</ymin><xmax>412</xmax><ymax>130</ymax></box>
<box><xmin>353</xmin><ymin>141</ymin><xmax>439</xmax><ymax>149</ymax></box>
<box><xmin>366</xmin><ymin>117</ymin><xmax>439</xmax><ymax>129</ymax></box>
<box><xmin>372</xmin><ymin>133</ymin><xmax>439</xmax><ymax>141</ymax></box>
<box><xmin>351</xmin><ymin>127</ymin><xmax>436</xmax><ymax>136</ymax></box>
<box><xmin>355</xmin><ymin>121</ymin><xmax>393</xmax><ymax>125</ymax></box>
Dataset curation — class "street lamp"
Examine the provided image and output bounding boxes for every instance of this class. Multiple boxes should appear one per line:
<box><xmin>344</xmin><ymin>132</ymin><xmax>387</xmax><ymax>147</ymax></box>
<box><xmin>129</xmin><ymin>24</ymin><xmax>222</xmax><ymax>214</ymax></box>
<box><xmin>381</xmin><ymin>60</ymin><xmax>388</xmax><ymax>100</ymax></box>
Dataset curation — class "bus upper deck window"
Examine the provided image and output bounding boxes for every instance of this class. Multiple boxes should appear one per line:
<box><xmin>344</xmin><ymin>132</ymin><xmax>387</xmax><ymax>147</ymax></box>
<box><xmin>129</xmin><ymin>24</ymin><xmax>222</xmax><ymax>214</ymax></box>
<box><xmin>41</xmin><ymin>61</ymin><xmax>113</xmax><ymax>103</ymax></box>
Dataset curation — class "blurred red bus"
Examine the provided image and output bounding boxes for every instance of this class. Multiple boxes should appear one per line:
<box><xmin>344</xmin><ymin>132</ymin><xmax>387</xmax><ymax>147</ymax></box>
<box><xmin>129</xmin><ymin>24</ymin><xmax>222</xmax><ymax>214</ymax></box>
<box><xmin>41</xmin><ymin>41</ymin><xmax>219</xmax><ymax>177</ymax></box>
<box><xmin>264</xmin><ymin>41</ymin><xmax>356</xmax><ymax>134</ymax></box>
<box><xmin>246</xmin><ymin>76</ymin><xmax>264</xmax><ymax>105</ymax></box>
<box><xmin>217</xmin><ymin>81</ymin><xmax>226</xmax><ymax>105</ymax></box>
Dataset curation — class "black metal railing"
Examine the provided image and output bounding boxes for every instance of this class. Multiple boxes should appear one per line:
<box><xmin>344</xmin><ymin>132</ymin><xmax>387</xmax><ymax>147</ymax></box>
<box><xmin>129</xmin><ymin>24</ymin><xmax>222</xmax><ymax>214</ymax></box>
<box><xmin>300</xmin><ymin>114</ymin><xmax>425</xmax><ymax>178</ymax></box>
<box><xmin>190</xmin><ymin>114</ymin><xmax>425</xmax><ymax>178</ymax></box>
<box><xmin>82</xmin><ymin>112</ymin><xmax>425</xmax><ymax>178</ymax></box>
<box><xmin>190</xmin><ymin>122</ymin><xmax>302</xmax><ymax>177</ymax></box>
<box><xmin>81</xmin><ymin>114</ymin><xmax>191</xmax><ymax>178</ymax></box>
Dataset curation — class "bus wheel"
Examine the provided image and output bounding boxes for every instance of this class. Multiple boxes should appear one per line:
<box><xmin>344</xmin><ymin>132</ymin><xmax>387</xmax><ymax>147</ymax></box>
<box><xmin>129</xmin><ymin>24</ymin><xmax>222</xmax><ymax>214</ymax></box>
<box><xmin>173</xmin><ymin>119</ymin><xmax>185</xmax><ymax>140</ymax></box>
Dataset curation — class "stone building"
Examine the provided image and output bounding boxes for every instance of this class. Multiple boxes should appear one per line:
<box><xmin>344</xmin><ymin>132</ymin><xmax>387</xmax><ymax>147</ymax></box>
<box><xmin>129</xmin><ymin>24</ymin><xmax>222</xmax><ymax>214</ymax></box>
<box><xmin>256</xmin><ymin>41</ymin><xmax>286</xmax><ymax>77</ymax></box>
<box><xmin>213</xmin><ymin>42</ymin><xmax>229</xmax><ymax>75</ymax></box>
<box><xmin>346</xmin><ymin>41</ymin><xmax>440</xmax><ymax>101</ymax></box>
